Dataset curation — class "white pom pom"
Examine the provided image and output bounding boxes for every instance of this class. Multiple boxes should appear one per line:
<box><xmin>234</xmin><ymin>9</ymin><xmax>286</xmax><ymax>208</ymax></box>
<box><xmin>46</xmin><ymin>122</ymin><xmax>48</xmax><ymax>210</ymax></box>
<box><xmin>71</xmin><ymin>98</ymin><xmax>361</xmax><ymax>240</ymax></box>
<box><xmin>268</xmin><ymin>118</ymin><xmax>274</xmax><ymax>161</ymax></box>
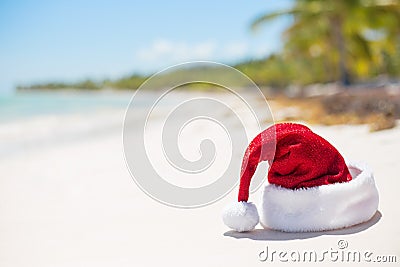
<box><xmin>222</xmin><ymin>201</ymin><xmax>259</xmax><ymax>232</ymax></box>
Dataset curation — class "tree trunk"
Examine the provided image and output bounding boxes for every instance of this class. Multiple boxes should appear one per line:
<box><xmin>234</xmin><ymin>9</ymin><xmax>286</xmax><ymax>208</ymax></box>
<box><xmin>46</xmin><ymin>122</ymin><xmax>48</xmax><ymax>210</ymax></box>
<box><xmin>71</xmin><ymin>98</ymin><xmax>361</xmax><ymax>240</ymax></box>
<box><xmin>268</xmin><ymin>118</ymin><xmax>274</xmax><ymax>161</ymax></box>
<box><xmin>332</xmin><ymin>16</ymin><xmax>350</xmax><ymax>87</ymax></box>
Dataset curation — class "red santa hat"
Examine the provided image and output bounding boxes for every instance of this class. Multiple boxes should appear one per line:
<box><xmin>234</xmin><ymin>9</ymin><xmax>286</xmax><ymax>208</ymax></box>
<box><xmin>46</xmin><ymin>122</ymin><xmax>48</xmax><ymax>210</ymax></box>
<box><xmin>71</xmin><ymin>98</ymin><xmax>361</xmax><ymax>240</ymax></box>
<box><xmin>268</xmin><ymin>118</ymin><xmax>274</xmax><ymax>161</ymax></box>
<box><xmin>222</xmin><ymin>123</ymin><xmax>379</xmax><ymax>232</ymax></box>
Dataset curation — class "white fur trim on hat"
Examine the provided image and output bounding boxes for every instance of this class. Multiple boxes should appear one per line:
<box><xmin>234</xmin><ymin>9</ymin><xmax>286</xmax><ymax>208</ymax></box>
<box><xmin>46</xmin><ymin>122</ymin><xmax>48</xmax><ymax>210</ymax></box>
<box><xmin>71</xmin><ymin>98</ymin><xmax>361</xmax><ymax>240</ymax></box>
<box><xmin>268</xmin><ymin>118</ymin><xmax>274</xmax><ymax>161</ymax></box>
<box><xmin>222</xmin><ymin>201</ymin><xmax>259</xmax><ymax>232</ymax></box>
<box><xmin>259</xmin><ymin>161</ymin><xmax>379</xmax><ymax>232</ymax></box>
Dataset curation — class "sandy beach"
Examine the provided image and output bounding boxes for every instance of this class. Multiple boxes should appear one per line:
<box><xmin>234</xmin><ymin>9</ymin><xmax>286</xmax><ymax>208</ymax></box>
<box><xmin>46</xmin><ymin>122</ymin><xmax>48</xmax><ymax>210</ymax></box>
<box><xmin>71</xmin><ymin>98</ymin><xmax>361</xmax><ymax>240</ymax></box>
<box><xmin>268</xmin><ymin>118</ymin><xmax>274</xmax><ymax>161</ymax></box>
<box><xmin>0</xmin><ymin>91</ymin><xmax>399</xmax><ymax>266</ymax></box>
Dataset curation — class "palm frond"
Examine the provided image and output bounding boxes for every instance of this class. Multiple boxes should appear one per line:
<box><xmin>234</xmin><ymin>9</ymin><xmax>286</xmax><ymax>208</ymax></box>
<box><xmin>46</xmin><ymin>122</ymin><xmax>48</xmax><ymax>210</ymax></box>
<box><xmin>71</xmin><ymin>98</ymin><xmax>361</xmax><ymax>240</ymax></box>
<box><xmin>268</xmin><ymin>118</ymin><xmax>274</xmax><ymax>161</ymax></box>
<box><xmin>250</xmin><ymin>9</ymin><xmax>297</xmax><ymax>31</ymax></box>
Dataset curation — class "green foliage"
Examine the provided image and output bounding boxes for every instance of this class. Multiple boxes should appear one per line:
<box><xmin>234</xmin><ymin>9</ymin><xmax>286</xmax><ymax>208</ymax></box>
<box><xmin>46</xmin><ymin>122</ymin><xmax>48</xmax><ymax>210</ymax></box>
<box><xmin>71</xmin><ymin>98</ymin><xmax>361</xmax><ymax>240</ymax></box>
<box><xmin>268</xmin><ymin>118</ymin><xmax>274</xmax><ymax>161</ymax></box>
<box><xmin>103</xmin><ymin>74</ymin><xmax>147</xmax><ymax>90</ymax></box>
<box><xmin>251</xmin><ymin>0</ymin><xmax>400</xmax><ymax>85</ymax></box>
<box><xmin>17</xmin><ymin>79</ymin><xmax>102</xmax><ymax>90</ymax></box>
<box><xmin>235</xmin><ymin>55</ymin><xmax>293</xmax><ymax>88</ymax></box>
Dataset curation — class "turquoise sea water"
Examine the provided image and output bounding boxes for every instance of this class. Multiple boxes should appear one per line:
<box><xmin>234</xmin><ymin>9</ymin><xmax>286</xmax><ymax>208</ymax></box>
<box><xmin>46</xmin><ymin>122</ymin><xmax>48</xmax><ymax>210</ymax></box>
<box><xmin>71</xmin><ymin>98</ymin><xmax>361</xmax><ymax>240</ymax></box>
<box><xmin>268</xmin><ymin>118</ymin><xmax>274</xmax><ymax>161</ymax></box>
<box><xmin>0</xmin><ymin>89</ymin><xmax>193</xmax><ymax>157</ymax></box>
<box><xmin>0</xmin><ymin>91</ymin><xmax>135</xmax><ymax>122</ymax></box>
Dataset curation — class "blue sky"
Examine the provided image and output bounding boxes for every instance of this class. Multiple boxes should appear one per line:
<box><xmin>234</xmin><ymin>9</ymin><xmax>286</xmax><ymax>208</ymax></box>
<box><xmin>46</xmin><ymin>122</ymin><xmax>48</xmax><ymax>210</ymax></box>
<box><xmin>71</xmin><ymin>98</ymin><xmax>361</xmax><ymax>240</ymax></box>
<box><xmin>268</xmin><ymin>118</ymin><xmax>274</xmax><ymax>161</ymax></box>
<box><xmin>0</xmin><ymin>0</ymin><xmax>292</xmax><ymax>93</ymax></box>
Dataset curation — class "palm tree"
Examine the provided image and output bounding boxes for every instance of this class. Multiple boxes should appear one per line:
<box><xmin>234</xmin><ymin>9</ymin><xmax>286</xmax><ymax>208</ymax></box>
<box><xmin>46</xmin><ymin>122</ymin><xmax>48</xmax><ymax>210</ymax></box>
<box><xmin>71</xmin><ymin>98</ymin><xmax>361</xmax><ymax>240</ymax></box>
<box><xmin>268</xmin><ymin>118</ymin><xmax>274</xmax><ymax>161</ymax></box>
<box><xmin>251</xmin><ymin>0</ymin><xmax>400</xmax><ymax>86</ymax></box>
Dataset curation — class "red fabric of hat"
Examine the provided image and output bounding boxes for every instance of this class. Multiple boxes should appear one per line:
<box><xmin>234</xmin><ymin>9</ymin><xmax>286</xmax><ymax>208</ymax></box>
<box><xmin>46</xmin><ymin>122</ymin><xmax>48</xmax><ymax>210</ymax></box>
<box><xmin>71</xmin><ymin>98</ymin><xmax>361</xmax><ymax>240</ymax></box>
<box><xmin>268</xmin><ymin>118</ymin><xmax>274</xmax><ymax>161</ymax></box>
<box><xmin>238</xmin><ymin>123</ymin><xmax>352</xmax><ymax>202</ymax></box>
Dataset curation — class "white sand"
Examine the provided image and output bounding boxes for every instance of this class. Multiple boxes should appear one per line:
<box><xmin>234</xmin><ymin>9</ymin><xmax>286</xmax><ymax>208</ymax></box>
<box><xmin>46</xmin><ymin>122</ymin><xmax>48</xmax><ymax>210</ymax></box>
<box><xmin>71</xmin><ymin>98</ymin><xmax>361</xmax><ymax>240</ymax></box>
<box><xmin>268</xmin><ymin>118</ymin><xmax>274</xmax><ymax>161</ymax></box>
<box><xmin>0</xmin><ymin>92</ymin><xmax>399</xmax><ymax>266</ymax></box>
